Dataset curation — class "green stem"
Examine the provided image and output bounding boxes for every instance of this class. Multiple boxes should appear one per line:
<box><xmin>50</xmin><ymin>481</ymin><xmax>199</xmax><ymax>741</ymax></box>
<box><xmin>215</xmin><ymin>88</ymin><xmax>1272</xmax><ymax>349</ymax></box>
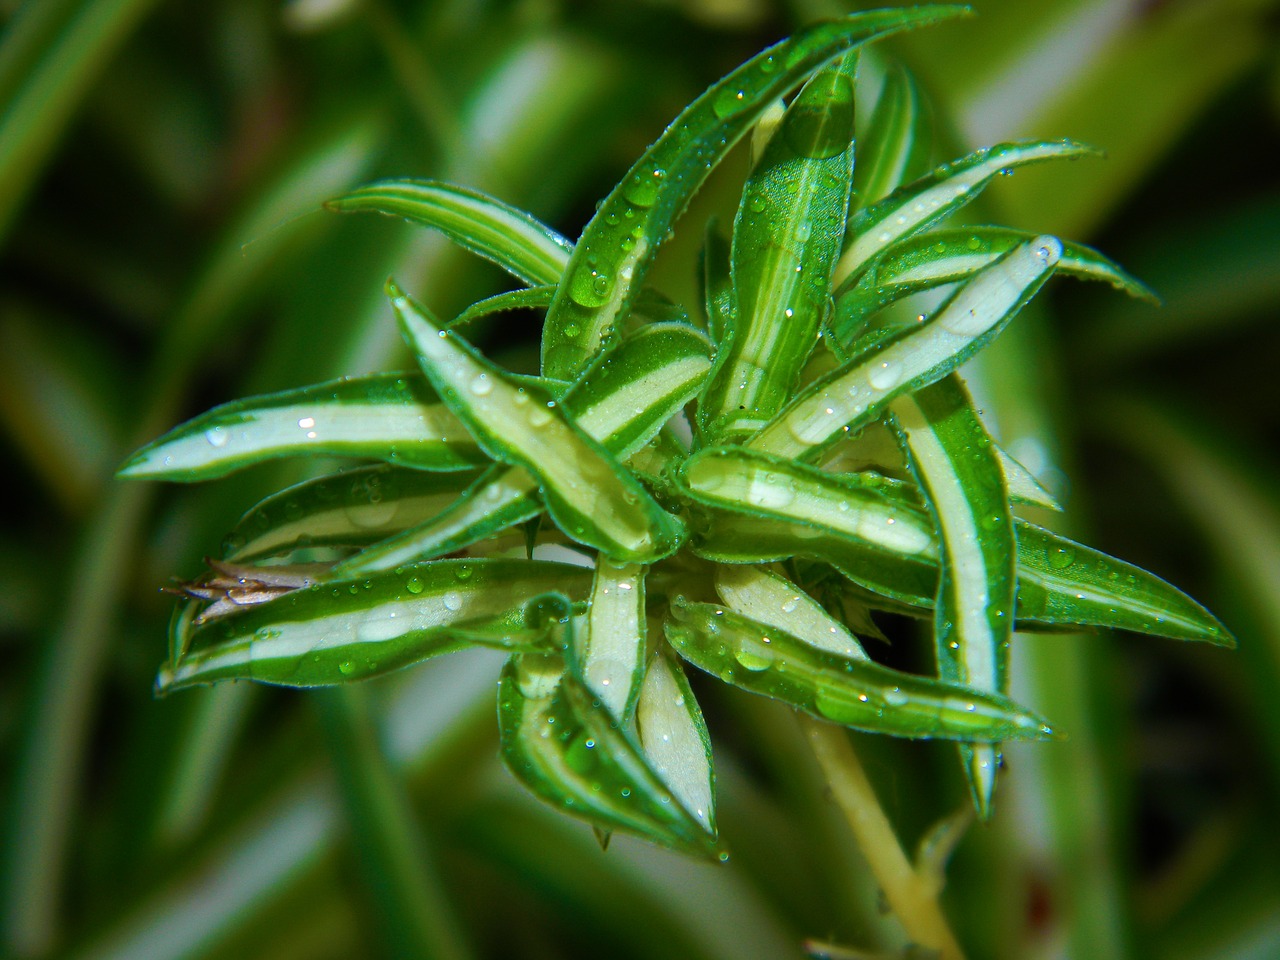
<box><xmin>800</xmin><ymin>715</ymin><xmax>966</xmax><ymax>960</ymax></box>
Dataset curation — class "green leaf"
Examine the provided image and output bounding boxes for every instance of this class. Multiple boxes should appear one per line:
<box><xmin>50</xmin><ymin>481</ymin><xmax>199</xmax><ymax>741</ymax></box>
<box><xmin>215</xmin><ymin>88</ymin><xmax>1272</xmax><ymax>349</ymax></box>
<box><xmin>326</xmin><ymin>179</ymin><xmax>572</xmax><ymax>287</ymax></box>
<box><xmin>700</xmin><ymin>51</ymin><xmax>858</xmax><ymax>444</ymax></box>
<box><xmin>117</xmin><ymin>373</ymin><xmax>490</xmax><ymax>481</ymax></box>
<box><xmin>338</xmin><ymin>321</ymin><xmax>710</xmax><ymax>574</ymax></box>
<box><xmin>833</xmin><ymin>225</ymin><xmax>1155</xmax><ymax>344</ymax></box>
<box><xmin>226</xmin><ymin>464</ymin><xmax>483</xmax><ymax>561</ymax></box>
<box><xmin>664</xmin><ymin>598</ymin><xmax>1053</xmax><ymax>741</ymax></box>
<box><xmin>158</xmin><ymin>559</ymin><xmax>592</xmax><ymax>691</ymax></box>
<box><xmin>635</xmin><ymin>646</ymin><xmax>716</xmax><ymax>834</ymax></box>
<box><xmin>539</xmin><ymin>5</ymin><xmax>971</xmax><ymax>380</ymax></box>
<box><xmin>888</xmin><ymin>375</ymin><xmax>1014</xmax><ymax>818</ymax></box>
<box><xmin>833</xmin><ymin>139</ymin><xmax>1096</xmax><ymax>287</ymax></box>
<box><xmin>680</xmin><ymin>446</ymin><xmax>1232</xmax><ymax>644</ymax></box>
<box><xmin>700</xmin><ymin>217</ymin><xmax>734</xmax><ymax>347</ymax></box>
<box><xmin>714</xmin><ymin>563</ymin><xmax>869</xmax><ymax>659</ymax></box>
<box><xmin>498</xmin><ymin>602</ymin><xmax>721</xmax><ymax>858</ymax></box>
<box><xmin>852</xmin><ymin>59</ymin><xmax>934</xmax><ymax>211</ymax></box>
<box><xmin>749</xmin><ymin>235</ymin><xmax>1061</xmax><ymax>462</ymax></box>
<box><xmin>449</xmin><ymin>284</ymin><xmax>556</xmax><ymax>330</ymax></box>
<box><xmin>392</xmin><ymin>284</ymin><xmax>684</xmax><ymax>563</ymax></box>
<box><xmin>997</xmin><ymin>446</ymin><xmax>1061</xmax><ymax>512</ymax></box>
<box><xmin>580</xmin><ymin>559</ymin><xmax>648</xmax><ymax>722</ymax></box>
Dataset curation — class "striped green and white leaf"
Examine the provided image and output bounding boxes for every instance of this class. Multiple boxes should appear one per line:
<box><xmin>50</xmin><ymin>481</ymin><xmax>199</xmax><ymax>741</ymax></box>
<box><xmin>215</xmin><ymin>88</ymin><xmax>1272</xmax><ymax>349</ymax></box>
<box><xmin>699</xmin><ymin>51</ymin><xmax>857</xmax><ymax>444</ymax></box>
<box><xmin>833</xmin><ymin>226</ymin><xmax>1155</xmax><ymax>343</ymax></box>
<box><xmin>680</xmin><ymin>446</ymin><xmax>1232</xmax><ymax>643</ymax></box>
<box><xmin>222</xmin><ymin>465</ymin><xmax>481</xmax><ymax>562</ymax></box>
<box><xmin>833</xmin><ymin>138</ymin><xmax>1096</xmax><ymax>286</ymax></box>
<box><xmin>852</xmin><ymin>59</ymin><xmax>934</xmax><ymax>211</ymax></box>
<box><xmin>664</xmin><ymin>597</ymin><xmax>1053</xmax><ymax>741</ymax></box>
<box><xmin>888</xmin><ymin>375</ymin><xmax>1014</xmax><ymax>818</ymax></box>
<box><xmin>118</xmin><ymin>373</ymin><xmax>493</xmax><ymax>481</ymax></box>
<box><xmin>498</xmin><ymin>604</ymin><xmax>720</xmax><ymax>857</ymax></box>
<box><xmin>539</xmin><ymin>5</ymin><xmax>968</xmax><ymax>381</ymax></box>
<box><xmin>158</xmin><ymin>559</ymin><xmax>593</xmax><ymax>691</ymax></box>
<box><xmin>339</xmin><ymin>321</ymin><xmax>711</xmax><ymax>574</ymax></box>
<box><xmin>714</xmin><ymin>563</ymin><xmax>868</xmax><ymax>660</ymax></box>
<box><xmin>579</xmin><ymin>559</ymin><xmax>648</xmax><ymax>722</ymax></box>
<box><xmin>327</xmin><ymin>179</ymin><xmax>572</xmax><ymax>287</ymax></box>
<box><xmin>700</xmin><ymin>217</ymin><xmax>734</xmax><ymax>347</ymax></box>
<box><xmin>635</xmin><ymin>646</ymin><xmax>716</xmax><ymax>834</ymax></box>
<box><xmin>748</xmin><ymin>235</ymin><xmax>1062</xmax><ymax>462</ymax></box>
<box><xmin>999</xmin><ymin>447</ymin><xmax>1062</xmax><ymax>511</ymax></box>
<box><xmin>393</xmin><ymin>284</ymin><xmax>684</xmax><ymax>563</ymax></box>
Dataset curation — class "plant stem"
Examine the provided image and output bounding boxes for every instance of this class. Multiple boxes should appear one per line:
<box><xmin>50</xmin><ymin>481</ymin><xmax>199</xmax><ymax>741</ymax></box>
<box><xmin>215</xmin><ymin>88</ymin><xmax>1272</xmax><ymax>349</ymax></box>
<box><xmin>799</xmin><ymin>715</ymin><xmax>966</xmax><ymax>960</ymax></box>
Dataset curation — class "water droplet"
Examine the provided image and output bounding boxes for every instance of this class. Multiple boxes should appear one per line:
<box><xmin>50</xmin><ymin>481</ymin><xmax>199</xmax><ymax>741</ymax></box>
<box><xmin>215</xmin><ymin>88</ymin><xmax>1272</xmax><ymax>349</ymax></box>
<box><xmin>884</xmin><ymin>687</ymin><xmax>908</xmax><ymax>707</ymax></box>
<box><xmin>528</xmin><ymin>405</ymin><xmax>553</xmax><ymax>427</ymax></box>
<box><xmin>469</xmin><ymin>374</ymin><xmax>492</xmax><ymax>396</ymax></box>
<box><xmin>204</xmin><ymin>426</ymin><xmax>228</xmax><ymax>447</ymax></box>
<box><xmin>443</xmin><ymin>591</ymin><xmax>463</xmax><ymax>612</ymax></box>
<box><xmin>405</xmin><ymin>577</ymin><xmax>424</xmax><ymax>595</ymax></box>
<box><xmin>781</xmin><ymin>597</ymin><xmax>800</xmax><ymax>614</ymax></box>
<box><xmin>868</xmin><ymin>360</ymin><xmax>902</xmax><ymax>391</ymax></box>
<box><xmin>734</xmin><ymin>648</ymin><xmax>772</xmax><ymax>671</ymax></box>
<box><xmin>1048</xmin><ymin>545</ymin><xmax>1075</xmax><ymax>569</ymax></box>
<box><xmin>339</xmin><ymin>661</ymin><xmax>356</xmax><ymax>676</ymax></box>
<box><xmin>794</xmin><ymin>222</ymin><xmax>812</xmax><ymax>242</ymax></box>
<box><xmin>298</xmin><ymin>416</ymin><xmax>315</xmax><ymax>430</ymax></box>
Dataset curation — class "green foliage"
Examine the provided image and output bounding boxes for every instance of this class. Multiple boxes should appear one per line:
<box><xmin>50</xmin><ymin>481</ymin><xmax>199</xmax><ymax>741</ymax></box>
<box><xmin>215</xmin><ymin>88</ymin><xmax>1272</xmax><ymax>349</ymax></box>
<box><xmin>3</xmin><ymin>2</ymin><xmax>1278</xmax><ymax>959</ymax></box>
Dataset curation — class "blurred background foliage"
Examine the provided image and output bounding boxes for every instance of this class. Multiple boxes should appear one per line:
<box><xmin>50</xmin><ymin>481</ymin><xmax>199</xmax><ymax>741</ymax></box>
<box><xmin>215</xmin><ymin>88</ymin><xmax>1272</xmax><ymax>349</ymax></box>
<box><xmin>0</xmin><ymin>1</ymin><xmax>1278</xmax><ymax>958</ymax></box>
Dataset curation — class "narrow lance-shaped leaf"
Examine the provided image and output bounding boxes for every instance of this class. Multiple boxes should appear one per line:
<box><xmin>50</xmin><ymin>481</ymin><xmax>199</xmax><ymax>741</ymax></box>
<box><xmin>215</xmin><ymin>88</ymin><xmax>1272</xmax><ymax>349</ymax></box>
<box><xmin>450</xmin><ymin>285</ymin><xmax>556</xmax><ymax>330</ymax></box>
<box><xmin>158</xmin><ymin>559</ymin><xmax>593</xmax><ymax>692</ymax></box>
<box><xmin>998</xmin><ymin>447</ymin><xmax>1061</xmax><ymax>512</ymax></box>
<box><xmin>680</xmin><ymin>445</ymin><xmax>1233</xmax><ymax>644</ymax></box>
<box><xmin>339</xmin><ymin>321</ymin><xmax>711</xmax><ymax>574</ymax></box>
<box><xmin>700</xmin><ymin>51</ymin><xmax>858</xmax><ymax>444</ymax></box>
<box><xmin>498</xmin><ymin>599</ymin><xmax>721</xmax><ymax>857</ymax></box>
<box><xmin>665</xmin><ymin>597</ymin><xmax>1053</xmax><ymax>741</ymax></box>
<box><xmin>580</xmin><ymin>559</ymin><xmax>648</xmax><ymax>722</ymax></box>
<box><xmin>749</xmin><ymin>235</ymin><xmax>1062</xmax><ymax>463</ymax></box>
<box><xmin>713</xmin><ymin>564</ymin><xmax>868</xmax><ymax>660</ymax></box>
<box><xmin>327</xmin><ymin>179</ymin><xmax>572</xmax><ymax>287</ymax></box>
<box><xmin>636</xmin><ymin>646</ymin><xmax>716</xmax><ymax>834</ymax></box>
<box><xmin>540</xmin><ymin>5</ymin><xmax>969</xmax><ymax>380</ymax></box>
<box><xmin>852</xmin><ymin>59</ymin><xmax>933</xmax><ymax>211</ymax></box>
<box><xmin>392</xmin><ymin>284</ymin><xmax>685</xmax><ymax>563</ymax></box>
<box><xmin>118</xmin><ymin>373</ymin><xmax>490</xmax><ymax>481</ymax></box>
<box><xmin>222</xmin><ymin>465</ymin><xmax>482</xmax><ymax>562</ymax></box>
<box><xmin>888</xmin><ymin>375</ymin><xmax>1014</xmax><ymax>818</ymax></box>
<box><xmin>833</xmin><ymin>225</ymin><xmax>1156</xmax><ymax>344</ymax></box>
<box><xmin>833</xmin><ymin>139</ymin><xmax>1096</xmax><ymax>287</ymax></box>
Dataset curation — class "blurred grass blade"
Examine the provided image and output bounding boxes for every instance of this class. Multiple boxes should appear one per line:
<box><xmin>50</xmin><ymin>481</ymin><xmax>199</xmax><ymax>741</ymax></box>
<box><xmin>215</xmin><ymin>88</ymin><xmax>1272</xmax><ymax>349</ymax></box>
<box><xmin>713</xmin><ymin>564</ymin><xmax>868</xmax><ymax>659</ymax></box>
<box><xmin>498</xmin><ymin>600</ymin><xmax>721</xmax><ymax>857</ymax></box>
<box><xmin>833</xmin><ymin>139</ymin><xmax>1094</xmax><ymax>286</ymax></box>
<box><xmin>852</xmin><ymin>59</ymin><xmax>933</xmax><ymax>211</ymax></box>
<box><xmin>117</xmin><ymin>373</ymin><xmax>490</xmax><ymax>481</ymax></box>
<box><xmin>834</xmin><ymin>226</ymin><xmax>1155</xmax><ymax>343</ymax></box>
<box><xmin>888</xmin><ymin>375</ymin><xmax>1015</xmax><ymax>818</ymax></box>
<box><xmin>750</xmin><ymin>236</ymin><xmax>1061</xmax><ymax>462</ymax></box>
<box><xmin>540</xmin><ymin>5</ymin><xmax>969</xmax><ymax>380</ymax></box>
<box><xmin>581</xmin><ymin>559</ymin><xmax>647</xmax><ymax>721</ymax></box>
<box><xmin>316</xmin><ymin>686</ymin><xmax>471</xmax><ymax>960</ymax></box>
<box><xmin>665</xmin><ymin>597</ymin><xmax>1052</xmax><ymax>741</ymax></box>
<box><xmin>392</xmin><ymin>284</ymin><xmax>684</xmax><ymax>562</ymax></box>
<box><xmin>636</xmin><ymin>646</ymin><xmax>716</xmax><ymax>833</ymax></box>
<box><xmin>699</xmin><ymin>51</ymin><xmax>857</xmax><ymax>444</ymax></box>
<box><xmin>222</xmin><ymin>465</ymin><xmax>482</xmax><ymax>562</ymax></box>
<box><xmin>160</xmin><ymin>558</ymin><xmax>591</xmax><ymax>691</ymax></box>
<box><xmin>0</xmin><ymin>0</ymin><xmax>164</xmax><ymax>240</ymax></box>
<box><xmin>327</xmin><ymin>179</ymin><xmax>573</xmax><ymax>286</ymax></box>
